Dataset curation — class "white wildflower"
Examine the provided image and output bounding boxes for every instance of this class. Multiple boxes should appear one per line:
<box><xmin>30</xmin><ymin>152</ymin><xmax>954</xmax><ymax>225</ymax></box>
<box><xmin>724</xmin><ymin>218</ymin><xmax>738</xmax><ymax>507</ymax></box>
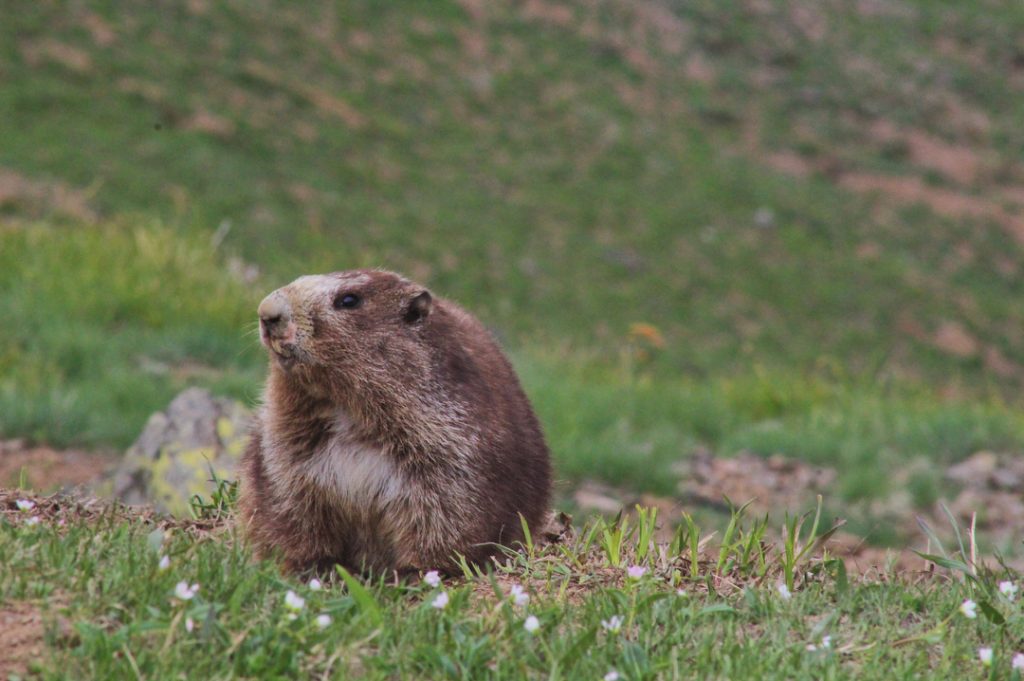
<box><xmin>523</xmin><ymin>615</ymin><xmax>540</xmax><ymax>633</ymax></box>
<box><xmin>431</xmin><ymin>591</ymin><xmax>449</xmax><ymax>609</ymax></box>
<box><xmin>174</xmin><ymin>581</ymin><xmax>199</xmax><ymax>601</ymax></box>
<box><xmin>285</xmin><ymin>590</ymin><xmax>306</xmax><ymax>611</ymax></box>
<box><xmin>1012</xmin><ymin>652</ymin><xmax>1024</xmax><ymax>670</ymax></box>
<box><xmin>316</xmin><ymin>614</ymin><xmax>332</xmax><ymax>629</ymax></box>
<box><xmin>601</xmin><ymin>615</ymin><xmax>624</xmax><ymax>633</ymax></box>
<box><xmin>24</xmin><ymin>516</ymin><xmax>40</xmax><ymax>526</ymax></box>
<box><xmin>979</xmin><ymin>647</ymin><xmax>993</xmax><ymax>667</ymax></box>
<box><xmin>158</xmin><ymin>555</ymin><xmax>170</xmax><ymax>571</ymax></box>
<box><xmin>509</xmin><ymin>584</ymin><xmax>529</xmax><ymax>607</ymax></box>
<box><xmin>754</xmin><ymin>207</ymin><xmax>775</xmax><ymax>229</ymax></box>
<box><xmin>809</xmin><ymin>635</ymin><xmax>832</xmax><ymax>651</ymax></box>
<box><xmin>308</xmin><ymin>578</ymin><xmax>323</xmax><ymax>591</ymax></box>
<box><xmin>15</xmin><ymin>499</ymin><xmax>35</xmax><ymax>512</ymax></box>
<box><xmin>676</xmin><ymin>588</ymin><xmax>687</xmax><ymax>597</ymax></box>
<box><xmin>777</xmin><ymin>583</ymin><xmax>792</xmax><ymax>600</ymax></box>
<box><xmin>960</xmin><ymin>599</ymin><xmax>978</xmax><ymax>619</ymax></box>
<box><xmin>626</xmin><ymin>565</ymin><xmax>647</xmax><ymax>580</ymax></box>
<box><xmin>1000</xmin><ymin>581</ymin><xmax>1018</xmax><ymax>600</ymax></box>
<box><xmin>604</xmin><ymin>670</ymin><xmax>620</xmax><ymax>681</ymax></box>
<box><xmin>423</xmin><ymin>570</ymin><xmax>442</xmax><ymax>588</ymax></box>
<box><xmin>185</xmin><ymin>617</ymin><xmax>194</xmax><ymax>633</ymax></box>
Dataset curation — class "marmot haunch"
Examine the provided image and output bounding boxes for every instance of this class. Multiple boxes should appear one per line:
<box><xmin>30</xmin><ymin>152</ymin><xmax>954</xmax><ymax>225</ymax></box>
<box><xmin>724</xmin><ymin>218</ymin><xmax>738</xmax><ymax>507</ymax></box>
<box><xmin>238</xmin><ymin>269</ymin><xmax>552</xmax><ymax>574</ymax></box>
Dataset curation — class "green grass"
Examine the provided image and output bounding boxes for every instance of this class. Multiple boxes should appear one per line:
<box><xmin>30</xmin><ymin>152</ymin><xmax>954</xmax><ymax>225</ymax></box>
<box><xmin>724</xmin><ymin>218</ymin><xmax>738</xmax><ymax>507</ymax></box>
<box><xmin>5</xmin><ymin>1</ymin><xmax>1024</xmax><ymax>677</ymax></box>
<box><xmin>0</xmin><ymin>221</ymin><xmax>263</xmax><ymax>447</ymax></box>
<box><xmin>1</xmin><ymin>0</ymin><xmax>1024</xmax><ymax>544</ymax></box>
<box><xmin>2</xmin><ymin>495</ymin><xmax>1022</xmax><ymax>680</ymax></box>
<box><xmin>5</xmin><ymin>217</ymin><xmax>1024</xmax><ymax>542</ymax></box>
<box><xmin>6</xmin><ymin>218</ymin><xmax>1024</xmax><ymax>540</ymax></box>
<box><xmin>4</xmin><ymin>0</ymin><xmax>1024</xmax><ymax>390</ymax></box>
<box><xmin>532</xmin><ymin>357</ymin><xmax>1024</xmax><ymax>495</ymax></box>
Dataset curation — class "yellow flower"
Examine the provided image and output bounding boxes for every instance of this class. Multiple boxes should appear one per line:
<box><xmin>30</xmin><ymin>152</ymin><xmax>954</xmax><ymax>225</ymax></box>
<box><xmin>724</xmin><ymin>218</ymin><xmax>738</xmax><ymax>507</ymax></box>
<box><xmin>628</xmin><ymin>323</ymin><xmax>666</xmax><ymax>349</ymax></box>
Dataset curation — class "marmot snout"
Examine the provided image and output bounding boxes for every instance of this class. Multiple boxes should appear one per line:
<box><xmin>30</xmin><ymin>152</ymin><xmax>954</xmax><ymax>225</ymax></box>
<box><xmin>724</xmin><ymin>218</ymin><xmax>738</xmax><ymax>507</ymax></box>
<box><xmin>238</xmin><ymin>269</ymin><xmax>552</xmax><ymax>574</ymax></box>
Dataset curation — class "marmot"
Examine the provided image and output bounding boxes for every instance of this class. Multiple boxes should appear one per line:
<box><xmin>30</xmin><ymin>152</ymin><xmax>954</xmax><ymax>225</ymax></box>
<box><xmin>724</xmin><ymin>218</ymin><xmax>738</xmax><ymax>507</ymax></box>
<box><xmin>238</xmin><ymin>269</ymin><xmax>552</xmax><ymax>575</ymax></box>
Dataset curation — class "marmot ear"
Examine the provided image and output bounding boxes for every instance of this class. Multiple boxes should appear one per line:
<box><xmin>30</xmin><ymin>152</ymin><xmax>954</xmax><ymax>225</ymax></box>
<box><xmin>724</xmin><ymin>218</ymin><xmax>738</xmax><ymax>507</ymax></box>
<box><xmin>404</xmin><ymin>290</ymin><xmax>432</xmax><ymax>323</ymax></box>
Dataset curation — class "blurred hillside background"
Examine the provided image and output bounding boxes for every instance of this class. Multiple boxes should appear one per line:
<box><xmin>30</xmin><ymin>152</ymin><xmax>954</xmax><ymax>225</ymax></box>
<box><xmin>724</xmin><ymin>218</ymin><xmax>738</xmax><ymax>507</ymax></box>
<box><xmin>3</xmin><ymin>0</ymin><xmax>1024</xmax><ymax>547</ymax></box>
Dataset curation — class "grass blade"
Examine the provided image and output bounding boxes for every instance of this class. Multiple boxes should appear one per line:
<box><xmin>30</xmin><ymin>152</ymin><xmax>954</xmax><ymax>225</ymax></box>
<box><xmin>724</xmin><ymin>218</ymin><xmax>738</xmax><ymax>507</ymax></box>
<box><xmin>336</xmin><ymin>565</ymin><xmax>383</xmax><ymax>627</ymax></box>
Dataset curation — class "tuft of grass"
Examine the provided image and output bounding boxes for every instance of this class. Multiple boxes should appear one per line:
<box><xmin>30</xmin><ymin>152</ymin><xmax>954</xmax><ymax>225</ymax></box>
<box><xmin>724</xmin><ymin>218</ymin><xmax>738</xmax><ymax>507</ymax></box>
<box><xmin>189</xmin><ymin>465</ymin><xmax>240</xmax><ymax>522</ymax></box>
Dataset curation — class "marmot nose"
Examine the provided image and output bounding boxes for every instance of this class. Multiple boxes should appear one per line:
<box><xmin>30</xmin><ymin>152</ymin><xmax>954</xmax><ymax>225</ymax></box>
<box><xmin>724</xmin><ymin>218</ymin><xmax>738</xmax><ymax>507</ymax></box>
<box><xmin>258</xmin><ymin>293</ymin><xmax>291</xmax><ymax>334</ymax></box>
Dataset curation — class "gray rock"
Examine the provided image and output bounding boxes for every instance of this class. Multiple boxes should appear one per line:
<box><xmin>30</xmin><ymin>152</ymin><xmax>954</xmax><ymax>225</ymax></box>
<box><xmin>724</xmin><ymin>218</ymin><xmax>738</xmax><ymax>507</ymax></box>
<box><xmin>110</xmin><ymin>388</ymin><xmax>251</xmax><ymax>515</ymax></box>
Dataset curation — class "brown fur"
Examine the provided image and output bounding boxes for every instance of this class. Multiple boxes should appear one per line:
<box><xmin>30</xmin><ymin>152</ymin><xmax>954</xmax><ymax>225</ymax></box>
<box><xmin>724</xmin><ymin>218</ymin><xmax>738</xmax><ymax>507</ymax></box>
<box><xmin>237</xmin><ymin>269</ymin><xmax>551</xmax><ymax>575</ymax></box>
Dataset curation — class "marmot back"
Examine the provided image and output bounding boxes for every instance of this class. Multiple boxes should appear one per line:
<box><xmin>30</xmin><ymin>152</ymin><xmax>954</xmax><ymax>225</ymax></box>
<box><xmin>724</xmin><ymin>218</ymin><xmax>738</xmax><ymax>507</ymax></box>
<box><xmin>238</xmin><ymin>269</ymin><xmax>552</xmax><ymax>575</ymax></box>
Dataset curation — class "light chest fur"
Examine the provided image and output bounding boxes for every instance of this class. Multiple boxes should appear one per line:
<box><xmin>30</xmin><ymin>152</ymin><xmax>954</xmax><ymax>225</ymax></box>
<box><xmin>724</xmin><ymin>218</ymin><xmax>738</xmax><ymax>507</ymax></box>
<box><xmin>264</xmin><ymin>410</ymin><xmax>403</xmax><ymax>510</ymax></box>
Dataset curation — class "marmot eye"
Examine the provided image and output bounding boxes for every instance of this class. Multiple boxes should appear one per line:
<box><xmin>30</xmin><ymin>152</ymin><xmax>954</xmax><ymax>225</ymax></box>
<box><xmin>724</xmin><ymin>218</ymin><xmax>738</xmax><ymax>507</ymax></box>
<box><xmin>333</xmin><ymin>293</ymin><xmax>361</xmax><ymax>310</ymax></box>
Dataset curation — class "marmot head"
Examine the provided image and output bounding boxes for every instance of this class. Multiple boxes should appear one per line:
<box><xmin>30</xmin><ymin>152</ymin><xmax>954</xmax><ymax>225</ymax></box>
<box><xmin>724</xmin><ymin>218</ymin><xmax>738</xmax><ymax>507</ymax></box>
<box><xmin>257</xmin><ymin>269</ymin><xmax>433</xmax><ymax>394</ymax></box>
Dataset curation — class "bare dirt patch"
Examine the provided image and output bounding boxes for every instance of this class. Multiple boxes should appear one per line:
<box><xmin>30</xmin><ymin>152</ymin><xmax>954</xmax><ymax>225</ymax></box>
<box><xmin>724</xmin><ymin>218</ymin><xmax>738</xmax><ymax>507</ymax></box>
<box><xmin>867</xmin><ymin>119</ymin><xmax>983</xmax><ymax>186</ymax></box>
<box><xmin>765</xmin><ymin>150</ymin><xmax>815</xmax><ymax>177</ymax></box>
<box><xmin>0</xmin><ymin>440</ymin><xmax>115</xmax><ymax>492</ymax></box>
<box><xmin>945</xmin><ymin>451</ymin><xmax>1024</xmax><ymax>544</ymax></box>
<box><xmin>837</xmin><ymin>172</ymin><xmax>1024</xmax><ymax>244</ymax></box>
<box><xmin>81</xmin><ymin>12</ymin><xmax>117</xmax><ymax>47</ymax></box>
<box><xmin>19</xmin><ymin>39</ymin><xmax>93</xmax><ymax>74</ymax></box>
<box><xmin>0</xmin><ymin>602</ymin><xmax>45</xmax><ymax>678</ymax></box>
<box><xmin>521</xmin><ymin>0</ymin><xmax>575</xmax><ymax>28</ymax></box>
<box><xmin>931</xmin><ymin>320</ymin><xmax>980</xmax><ymax>359</ymax></box>
<box><xmin>676</xmin><ymin>449</ymin><xmax>836</xmax><ymax>515</ymax></box>
<box><xmin>242</xmin><ymin>60</ymin><xmax>366</xmax><ymax>129</ymax></box>
<box><xmin>0</xmin><ymin>168</ymin><xmax>98</xmax><ymax>223</ymax></box>
<box><xmin>684</xmin><ymin>52</ymin><xmax>716</xmax><ymax>84</ymax></box>
<box><xmin>182</xmin><ymin>108</ymin><xmax>236</xmax><ymax>138</ymax></box>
